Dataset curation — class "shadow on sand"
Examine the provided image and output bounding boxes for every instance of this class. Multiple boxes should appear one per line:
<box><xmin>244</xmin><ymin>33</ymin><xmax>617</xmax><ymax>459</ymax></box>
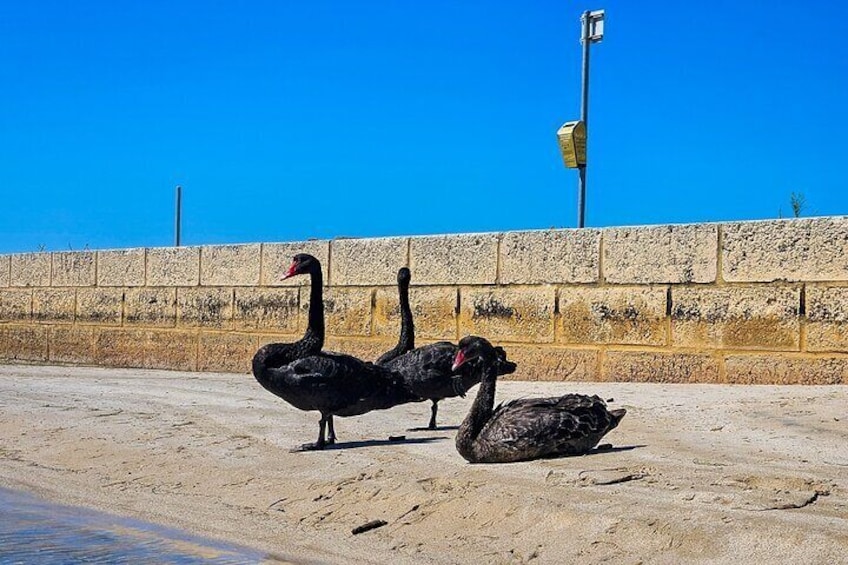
<box><xmin>579</xmin><ymin>444</ymin><xmax>646</xmax><ymax>457</ymax></box>
<box><xmin>406</xmin><ymin>425</ymin><xmax>460</xmax><ymax>432</ymax></box>
<box><xmin>306</xmin><ymin>436</ymin><xmax>449</xmax><ymax>451</ymax></box>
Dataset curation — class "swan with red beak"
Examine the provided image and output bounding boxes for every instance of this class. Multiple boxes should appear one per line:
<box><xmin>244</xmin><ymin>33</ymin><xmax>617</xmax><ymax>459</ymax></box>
<box><xmin>452</xmin><ymin>336</ymin><xmax>626</xmax><ymax>464</ymax></box>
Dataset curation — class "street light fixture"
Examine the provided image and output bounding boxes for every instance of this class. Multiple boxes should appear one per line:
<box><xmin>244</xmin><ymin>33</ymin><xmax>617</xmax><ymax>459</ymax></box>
<box><xmin>558</xmin><ymin>9</ymin><xmax>605</xmax><ymax>228</ymax></box>
<box><xmin>175</xmin><ymin>185</ymin><xmax>182</xmax><ymax>246</ymax></box>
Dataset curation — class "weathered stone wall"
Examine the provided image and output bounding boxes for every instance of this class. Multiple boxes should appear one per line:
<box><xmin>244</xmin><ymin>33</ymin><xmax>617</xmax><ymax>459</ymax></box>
<box><xmin>2</xmin><ymin>217</ymin><xmax>848</xmax><ymax>384</ymax></box>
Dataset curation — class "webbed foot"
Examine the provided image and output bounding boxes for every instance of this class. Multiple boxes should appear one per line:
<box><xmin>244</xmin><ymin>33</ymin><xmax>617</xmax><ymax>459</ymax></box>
<box><xmin>290</xmin><ymin>441</ymin><xmax>326</xmax><ymax>452</ymax></box>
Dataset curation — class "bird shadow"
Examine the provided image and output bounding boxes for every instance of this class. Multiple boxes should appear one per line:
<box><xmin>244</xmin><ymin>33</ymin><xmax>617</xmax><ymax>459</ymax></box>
<box><xmin>406</xmin><ymin>425</ymin><xmax>460</xmax><ymax>432</ymax></box>
<box><xmin>578</xmin><ymin>444</ymin><xmax>646</xmax><ymax>457</ymax></box>
<box><xmin>295</xmin><ymin>436</ymin><xmax>449</xmax><ymax>452</ymax></box>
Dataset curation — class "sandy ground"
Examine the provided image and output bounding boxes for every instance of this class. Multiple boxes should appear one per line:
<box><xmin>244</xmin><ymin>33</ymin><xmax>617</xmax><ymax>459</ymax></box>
<box><xmin>1</xmin><ymin>364</ymin><xmax>846</xmax><ymax>564</ymax></box>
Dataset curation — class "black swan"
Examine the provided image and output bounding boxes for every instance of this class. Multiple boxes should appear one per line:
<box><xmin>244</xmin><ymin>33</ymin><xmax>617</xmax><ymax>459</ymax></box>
<box><xmin>375</xmin><ymin>267</ymin><xmax>414</xmax><ymax>365</ymax></box>
<box><xmin>252</xmin><ymin>253</ymin><xmax>324</xmax><ymax>370</ymax></box>
<box><xmin>381</xmin><ymin>271</ymin><xmax>517</xmax><ymax>429</ymax></box>
<box><xmin>251</xmin><ymin>252</ymin><xmax>334</xmax><ymax>444</ymax></box>
<box><xmin>451</xmin><ymin>336</ymin><xmax>626</xmax><ymax>463</ymax></box>
<box><xmin>254</xmin><ymin>352</ymin><xmax>421</xmax><ymax>451</ymax></box>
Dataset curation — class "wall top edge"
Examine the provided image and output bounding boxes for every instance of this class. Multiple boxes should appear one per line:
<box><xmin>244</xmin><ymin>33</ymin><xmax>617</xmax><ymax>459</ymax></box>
<box><xmin>1</xmin><ymin>215</ymin><xmax>846</xmax><ymax>257</ymax></box>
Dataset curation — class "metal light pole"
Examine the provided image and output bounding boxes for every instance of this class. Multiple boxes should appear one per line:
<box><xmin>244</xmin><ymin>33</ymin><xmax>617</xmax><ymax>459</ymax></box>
<box><xmin>577</xmin><ymin>9</ymin><xmax>604</xmax><ymax>228</ymax></box>
<box><xmin>174</xmin><ymin>185</ymin><xmax>182</xmax><ymax>246</ymax></box>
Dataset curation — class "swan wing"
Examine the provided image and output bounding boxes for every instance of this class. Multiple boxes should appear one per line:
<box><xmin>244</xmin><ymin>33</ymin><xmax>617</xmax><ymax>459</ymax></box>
<box><xmin>481</xmin><ymin>394</ymin><xmax>615</xmax><ymax>452</ymax></box>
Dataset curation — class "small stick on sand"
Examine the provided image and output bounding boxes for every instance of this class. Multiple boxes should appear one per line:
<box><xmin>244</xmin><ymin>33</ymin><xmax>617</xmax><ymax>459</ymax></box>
<box><xmin>352</xmin><ymin>519</ymin><xmax>387</xmax><ymax>535</ymax></box>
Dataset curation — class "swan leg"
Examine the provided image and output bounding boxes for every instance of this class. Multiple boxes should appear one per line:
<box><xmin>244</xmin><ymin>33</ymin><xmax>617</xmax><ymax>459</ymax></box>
<box><xmin>291</xmin><ymin>414</ymin><xmax>328</xmax><ymax>452</ymax></box>
<box><xmin>428</xmin><ymin>400</ymin><xmax>439</xmax><ymax>430</ymax></box>
<box><xmin>326</xmin><ymin>416</ymin><xmax>336</xmax><ymax>444</ymax></box>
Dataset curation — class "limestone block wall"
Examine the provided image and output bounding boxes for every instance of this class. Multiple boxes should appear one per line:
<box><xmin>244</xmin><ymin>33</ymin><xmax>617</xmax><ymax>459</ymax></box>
<box><xmin>2</xmin><ymin>216</ymin><xmax>848</xmax><ymax>384</ymax></box>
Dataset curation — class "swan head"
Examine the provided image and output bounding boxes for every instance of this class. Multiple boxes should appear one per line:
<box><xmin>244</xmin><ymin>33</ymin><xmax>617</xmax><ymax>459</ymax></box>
<box><xmin>452</xmin><ymin>336</ymin><xmax>499</xmax><ymax>372</ymax></box>
<box><xmin>281</xmin><ymin>253</ymin><xmax>320</xmax><ymax>280</ymax></box>
<box><xmin>397</xmin><ymin>267</ymin><xmax>411</xmax><ymax>286</ymax></box>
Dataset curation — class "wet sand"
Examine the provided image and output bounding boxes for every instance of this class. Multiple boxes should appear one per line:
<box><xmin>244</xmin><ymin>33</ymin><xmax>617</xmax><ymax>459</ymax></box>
<box><xmin>1</xmin><ymin>364</ymin><xmax>846</xmax><ymax>564</ymax></box>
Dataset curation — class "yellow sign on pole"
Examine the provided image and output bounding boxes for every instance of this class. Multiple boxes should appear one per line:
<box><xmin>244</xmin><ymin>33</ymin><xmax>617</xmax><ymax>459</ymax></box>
<box><xmin>556</xmin><ymin>120</ymin><xmax>586</xmax><ymax>168</ymax></box>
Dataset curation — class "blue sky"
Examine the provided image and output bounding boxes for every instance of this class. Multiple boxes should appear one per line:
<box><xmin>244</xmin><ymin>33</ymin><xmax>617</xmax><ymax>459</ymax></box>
<box><xmin>1</xmin><ymin>1</ymin><xmax>846</xmax><ymax>253</ymax></box>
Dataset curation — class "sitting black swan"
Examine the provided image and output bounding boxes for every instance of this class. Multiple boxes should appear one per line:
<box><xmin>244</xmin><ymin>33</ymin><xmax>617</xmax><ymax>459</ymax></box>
<box><xmin>451</xmin><ymin>336</ymin><xmax>626</xmax><ymax>463</ymax></box>
<box><xmin>381</xmin><ymin>269</ymin><xmax>516</xmax><ymax>429</ymax></box>
<box><xmin>252</xmin><ymin>253</ymin><xmax>325</xmax><ymax>370</ymax></box>
<box><xmin>254</xmin><ymin>352</ymin><xmax>421</xmax><ymax>451</ymax></box>
<box><xmin>374</xmin><ymin>267</ymin><xmax>414</xmax><ymax>365</ymax></box>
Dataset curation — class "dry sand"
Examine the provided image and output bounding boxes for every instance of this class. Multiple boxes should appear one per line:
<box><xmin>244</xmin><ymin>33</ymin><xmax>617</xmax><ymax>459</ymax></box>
<box><xmin>1</xmin><ymin>363</ymin><xmax>846</xmax><ymax>564</ymax></box>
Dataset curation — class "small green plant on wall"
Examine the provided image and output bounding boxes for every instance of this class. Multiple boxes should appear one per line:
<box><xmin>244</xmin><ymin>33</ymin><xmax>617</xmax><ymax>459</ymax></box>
<box><xmin>779</xmin><ymin>191</ymin><xmax>807</xmax><ymax>218</ymax></box>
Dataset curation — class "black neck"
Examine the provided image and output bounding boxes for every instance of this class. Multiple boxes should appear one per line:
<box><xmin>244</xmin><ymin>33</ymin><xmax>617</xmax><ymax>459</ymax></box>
<box><xmin>303</xmin><ymin>263</ymin><xmax>324</xmax><ymax>349</ymax></box>
<box><xmin>397</xmin><ymin>277</ymin><xmax>414</xmax><ymax>352</ymax></box>
<box><xmin>456</xmin><ymin>361</ymin><xmax>497</xmax><ymax>453</ymax></box>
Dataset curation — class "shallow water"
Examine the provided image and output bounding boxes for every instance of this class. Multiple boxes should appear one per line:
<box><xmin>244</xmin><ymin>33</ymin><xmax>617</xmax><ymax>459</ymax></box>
<box><xmin>0</xmin><ymin>487</ymin><xmax>280</xmax><ymax>564</ymax></box>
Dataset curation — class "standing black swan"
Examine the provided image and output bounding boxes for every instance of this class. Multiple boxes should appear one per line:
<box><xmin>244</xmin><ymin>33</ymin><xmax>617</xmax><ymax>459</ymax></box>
<box><xmin>252</xmin><ymin>253</ymin><xmax>325</xmax><ymax>370</ymax></box>
<box><xmin>254</xmin><ymin>351</ymin><xmax>420</xmax><ymax>451</ymax></box>
<box><xmin>381</xmin><ymin>269</ymin><xmax>516</xmax><ymax>429</ymax></box>
<box><xmin>451</xmin><ymin>336</ymin><xmax>626</xmax><ymax>463</ymax></box>
<box><xmin>385</xmin><ymin>342</ymin><xmax>515</xmax><ymax>430</ymax></box>
<box><xmin>375</xmin><ymin>267</ymin><xmax>414</xmax><ymax>365</ymax></box>
<box><xmin>252</xmin><ymin>255</ymin><xmax>422</xmax><ymax>450</ymax></box>
<box><xmin>252</xmin><ymin>252</ymin><xmax>335</xmax><ymax>444</ymax></box>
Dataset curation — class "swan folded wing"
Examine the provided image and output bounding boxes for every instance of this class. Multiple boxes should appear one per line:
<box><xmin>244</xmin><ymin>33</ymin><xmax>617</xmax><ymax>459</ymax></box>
<box><xmin>261</xmin><ymin>354</ymin><xmax>375</xmax><ymax>410</ymax></box>
<box><xmin>482</xmin><ymin>395</ymin><xmax>614</xmax><ymax>454</ymax></box>
<box><xmin>385</xmin><ymin>343</ymin><xmax>456</xmax><ymax>390</ymax></box>
<box><xmin>386</xmin><ymin>342</ymin><xmax>455</xmax><ymax>373</ymax></box>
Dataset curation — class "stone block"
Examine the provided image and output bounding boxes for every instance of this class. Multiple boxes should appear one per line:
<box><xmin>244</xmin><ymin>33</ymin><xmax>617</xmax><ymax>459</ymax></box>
<box><xmin>324</xmin><ymin>336</ymin><xmax>388</xmax><ymax>361</ymax></box>
<box><xmin>50</xmin><ymin>326</ymin><xmax>96</xmax><ymax>365</ymax></box>
<box><xmin>302</xmin><ymin>287</ymin><xmax>372</xmax><ymax>337</ymax></box>
<box><xmin>409</xmin><ymin>233</ymin><xmax>498</xmax><ymax>285</ymax></box>
<box><xmin>603</xmin><ymin>223</ymin><xmax>718</xmax><ymax>284</ymax></box>
<box><xmin>200</xmin><ymin>244</ymin><xmax>260</xmax><ymax>286</ymax></box>
<box><xmin>723</xmin><ymin>217</ymin><xmax>848</xmax><ymax>282</ymax></box>
<box><xmin>459</xmin><ymin>287</ymin><xmax>555</xmax><ymax>343</ymax></box>
<box><xmin>177</xmin><ymin>288</ymin><xmax>233</xmax><ymax>329</ymax></box>
<box><xmin>807</xmin><ymin>285</ymin><xmax>848</xmax><ymax>352</ymax></box>
<box><xmin>0</xmin><ymin>289</ymin><xmax>31</xmax><ymax>322</ymax></box>
<box><xmin>1</xmin><ymin>325</ymin><xmax>49</xmax><ymax>361</ymax></box>
<box><xmin>94</xmin><ymin>328</ymin><xmax>147</xmax><ymax>368</ymax></box>
<box><xmin>501</xmin><ymin>345</ymin><xmax>599</xmax><ymax>382</ymax></box>
<box><xmin>500</xmin><ymin>229</ymin><xmax>600</xmax><ymax>284</ymax></box>
<box><xmin>725</xmin><ymin>354</ymin><xmax>847</xmax><ymax>385</ymax></box>
<box><xmin>260</xmin><ymin>241</ymin><xmax>330</xmax><ymax>287</ymax></box>
<box><xmin>558</xmin><ymin>287</ymin><xmax>668</xmax><ymax>346</ymax></box>
<box><xmin>51</xmin><ymin>251</ymin><xmax>95</xmax><ymax>287</ymax></box>
<box><xmin>10</xmin><ymin>253</ymin><xmax>51</xmax><ymax>287</ymax></box>
<box><xmin>198</xmin><ymin>332</ymin><xmax>256</xmax><ymax>373</ymax></box>
<box><xmin>671</xmin><ymin>285</ymin><xmax>800</xmax><ymax>350</ymax></box>
<box><xmin>146</xmin><ymin>247</ymin><xmax>200</xmax><ymax>286</ymax></box>
<box><xmin>32</xmin><ymin>289</ymin><xmax>76</xmax><ymax>323</ymax></box>
<box><xmin>145</xmin><ymin>330</ymin><xmax>197</xmax><ymax>371</ymax></box>
<box><xmin>76</xmin><ymin>288</ymin><xmax>123</xmax><ymax>325</ymax></box>
<box><xmin>330</xmin><ymin>237</ymin><xmax>408</xmax><ymax>286</ymax></box>
<box><xmin>602</xmin><ymin>351</ymin><xmax>721</xmax><ymax>383</ymax></box>
<box><xmin>0</xmin><ymin>255</ymin><xmax>9</xmax><ymax>287</ymax></box>
<box><xmin>125</xmin><ymin>288</ymin><xmax>177</xmax><ymax>327</ymax></box>
<box><xmin>254</xmin><ymin>332</ymin><xmax>301</xmax><ymax>349</ymax></box>
<box><xmin>97</xmin><ymin>249</ymin><xmax>145</xmax><ymax>286</ymax></box>
<box><xmin>373</xmin><ymin>286</ymin><xmax>457</xmax><ymax>341</ymax></box>
<box><xmin>234</xmin><ymin>288</ymin><xmax>300</xmax><ymax>332</ymax></box>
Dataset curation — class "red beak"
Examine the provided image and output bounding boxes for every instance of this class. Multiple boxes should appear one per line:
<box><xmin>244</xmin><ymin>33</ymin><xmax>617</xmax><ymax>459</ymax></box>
<box><xmin>451</xmin><ymin>350</ymin><xmax>467</xmax><ymax>372</ymax></box>
<box><xmin>280</xmin><ymin>261</ymin><xmax>298</xmax><ymax>281</ymax></box>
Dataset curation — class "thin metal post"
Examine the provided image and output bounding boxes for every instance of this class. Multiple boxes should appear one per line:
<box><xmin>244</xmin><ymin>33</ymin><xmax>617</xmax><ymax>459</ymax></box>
<box><xmin>578</xmin><ymin>10</ymin><xmax>591</xmax><ymax>228</ymax></box>
<box><xmin>174</xmin><ymin>185</ymin><xmax>182</xmax><ymax>247</ymax></box>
